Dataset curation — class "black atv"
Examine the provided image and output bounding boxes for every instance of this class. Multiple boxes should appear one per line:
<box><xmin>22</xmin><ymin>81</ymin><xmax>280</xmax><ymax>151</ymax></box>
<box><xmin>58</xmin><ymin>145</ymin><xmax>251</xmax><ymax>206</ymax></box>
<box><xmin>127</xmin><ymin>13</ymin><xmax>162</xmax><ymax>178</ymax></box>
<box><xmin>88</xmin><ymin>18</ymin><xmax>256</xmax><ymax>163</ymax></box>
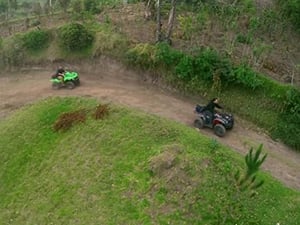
<box><xmin>193</xmin><ymin>104</ymin><xmax>234</xmax><ymax>137</ymax></box>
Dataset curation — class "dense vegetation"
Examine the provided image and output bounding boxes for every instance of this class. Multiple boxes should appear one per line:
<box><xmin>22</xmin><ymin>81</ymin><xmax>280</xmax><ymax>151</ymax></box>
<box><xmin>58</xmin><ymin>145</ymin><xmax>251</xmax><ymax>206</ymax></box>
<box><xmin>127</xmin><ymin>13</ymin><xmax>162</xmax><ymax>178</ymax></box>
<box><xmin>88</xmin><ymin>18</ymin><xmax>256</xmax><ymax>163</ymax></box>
<box><xmin>278</xmin><ymin>0</ymin><xmax>300</xmax><ymax>31</ymax></box>
<box><xmin>125</xmin><ymin>43</ymin><xmax>300</xmax><ymax>150</ymax></box>
<box><xmin>0</xmin><ymin>97</ymin><xmax>299</xmax><ymax>224</ymax></box>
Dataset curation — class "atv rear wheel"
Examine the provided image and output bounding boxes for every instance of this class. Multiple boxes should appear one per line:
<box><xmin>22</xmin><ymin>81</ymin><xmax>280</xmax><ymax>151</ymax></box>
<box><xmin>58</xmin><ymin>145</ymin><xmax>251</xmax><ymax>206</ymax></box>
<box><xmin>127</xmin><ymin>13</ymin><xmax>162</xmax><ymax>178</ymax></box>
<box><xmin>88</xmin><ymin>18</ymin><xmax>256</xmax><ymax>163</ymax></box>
<box><xmin>214</xmin><ymin>124</ymin><xmax>226</xmax><ymax>137</ymax></box>
<box><xmin>194</xmin><ymin>118</ymin><xmax>204</xmax><ymax>129</ymax></box>
<box><xmin>65</xmin><ymin>81</ymin><xmax>75</xmax><ymax>89</ymax></box>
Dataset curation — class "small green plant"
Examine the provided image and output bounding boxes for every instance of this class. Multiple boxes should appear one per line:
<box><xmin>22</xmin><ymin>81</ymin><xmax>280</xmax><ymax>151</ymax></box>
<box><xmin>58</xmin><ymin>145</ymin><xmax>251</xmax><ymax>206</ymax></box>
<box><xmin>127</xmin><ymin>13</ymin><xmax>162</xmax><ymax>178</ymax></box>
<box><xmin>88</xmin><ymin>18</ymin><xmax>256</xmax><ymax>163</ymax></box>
<box><xmin>208</xmin><ymin>138</ymin><xmax>220</xmax><ymax>152</ymax></box>
<box><xmin>236</xmin><ymin>33</ymin><xmax>252</xmax><ymax>44</ymax></box>
<box><xmin>220</xmin><ymin>144</ymin><xmax>267</xmax><ymax>224</ymax></box>
<box><xmin>235</xmin><ymin>144</ymin><xmax>267</xmax><ymax>191</ymax></box>
<box><xmin>178</xmin><ymin>15</ymin><xmax>195</xmax><ymax>40</ymax></box>
<box><xmin>58</xmin><ymin>23</ymin><xmax>94</xmax><ymax>51</ymax></box>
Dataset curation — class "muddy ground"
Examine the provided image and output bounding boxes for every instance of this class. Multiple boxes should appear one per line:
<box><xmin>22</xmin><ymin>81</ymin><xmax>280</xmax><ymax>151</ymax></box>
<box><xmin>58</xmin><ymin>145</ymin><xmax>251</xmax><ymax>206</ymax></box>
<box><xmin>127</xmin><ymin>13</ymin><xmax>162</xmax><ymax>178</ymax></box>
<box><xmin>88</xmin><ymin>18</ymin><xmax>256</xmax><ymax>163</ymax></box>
<box><xmin>0</xmin><ymin>57</ymin><xmax>299</xmax><ymax>191</ymax></box>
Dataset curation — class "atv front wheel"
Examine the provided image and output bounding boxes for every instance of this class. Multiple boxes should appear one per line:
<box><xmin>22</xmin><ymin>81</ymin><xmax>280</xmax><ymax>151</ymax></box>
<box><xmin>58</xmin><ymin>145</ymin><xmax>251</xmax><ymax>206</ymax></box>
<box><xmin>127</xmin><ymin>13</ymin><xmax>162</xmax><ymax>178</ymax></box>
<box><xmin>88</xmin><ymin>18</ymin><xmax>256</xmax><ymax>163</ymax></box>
<box><xmin>194</xmin><ymin>118</ymin><xmax>204</xmax><ymax>129</ymax></box>
<box><xmin>52</xmin><ymin>83</ymin><xmax>61</xmax><ymax>90</ymax></box>
<box><xmin>65</xmin><ymin>81</ymin><xmax>75</xmax><ymax>89</ymax></box>
<box><xmin>74</xmin><ymin>79</ymin><xmax>80</xmax><ymax>86</ymax></box>
<box><xmin>214</xmin><ymin>124</ymin><xmax>226</xmax><ymax>137</ymax></box>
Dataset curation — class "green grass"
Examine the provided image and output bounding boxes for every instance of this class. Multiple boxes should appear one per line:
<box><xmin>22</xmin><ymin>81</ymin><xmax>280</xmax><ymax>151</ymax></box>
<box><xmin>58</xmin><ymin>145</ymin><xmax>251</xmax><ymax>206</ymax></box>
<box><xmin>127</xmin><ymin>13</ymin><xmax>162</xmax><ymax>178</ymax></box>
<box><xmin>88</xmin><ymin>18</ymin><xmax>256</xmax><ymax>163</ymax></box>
<box><xmin>0</xmin><ymin>97</ymin><xmax>299</xmax><ymax>225</ymax></box>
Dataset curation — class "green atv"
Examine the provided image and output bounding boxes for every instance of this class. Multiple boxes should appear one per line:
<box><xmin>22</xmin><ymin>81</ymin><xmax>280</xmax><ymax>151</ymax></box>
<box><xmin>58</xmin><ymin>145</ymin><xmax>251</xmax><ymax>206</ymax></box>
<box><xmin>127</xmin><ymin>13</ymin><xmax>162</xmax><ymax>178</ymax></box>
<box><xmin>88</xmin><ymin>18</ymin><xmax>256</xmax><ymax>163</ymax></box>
<box><xmin>51</xmin><ymin>71</ymin><xmax>80</xmax><ymax>90</ymax></box>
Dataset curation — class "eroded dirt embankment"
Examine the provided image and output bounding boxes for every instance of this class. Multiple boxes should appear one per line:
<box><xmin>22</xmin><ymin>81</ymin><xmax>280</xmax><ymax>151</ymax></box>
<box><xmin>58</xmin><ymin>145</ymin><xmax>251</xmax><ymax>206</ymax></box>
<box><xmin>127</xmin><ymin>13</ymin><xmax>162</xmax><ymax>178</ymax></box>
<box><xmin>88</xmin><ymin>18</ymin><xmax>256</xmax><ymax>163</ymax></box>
<box><xmin>0</xmin><ymin>58</ymin><xmax>299</xmax><ymax>190</ymax></box>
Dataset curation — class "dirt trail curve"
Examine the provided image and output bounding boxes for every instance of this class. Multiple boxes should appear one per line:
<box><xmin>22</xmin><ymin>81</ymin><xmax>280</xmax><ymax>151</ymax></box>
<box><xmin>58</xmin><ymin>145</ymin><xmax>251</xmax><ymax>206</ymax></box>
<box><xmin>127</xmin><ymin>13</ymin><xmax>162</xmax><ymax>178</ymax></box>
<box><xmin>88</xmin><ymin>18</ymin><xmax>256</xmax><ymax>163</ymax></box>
<box><xmin>1</xmin><ymin>59</ymin><xmax>299</xmax><ymax>191</ymax></box>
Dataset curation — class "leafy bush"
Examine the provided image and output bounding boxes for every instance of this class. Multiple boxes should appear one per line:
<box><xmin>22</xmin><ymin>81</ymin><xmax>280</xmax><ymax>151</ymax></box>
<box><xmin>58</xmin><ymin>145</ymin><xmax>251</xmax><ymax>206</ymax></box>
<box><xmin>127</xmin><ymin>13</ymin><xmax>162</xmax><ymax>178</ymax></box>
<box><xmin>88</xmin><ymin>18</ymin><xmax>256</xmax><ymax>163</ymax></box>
<box><xmin>22</xmin><ymin>29</ymin><xmax>51</xmax><ymax>51</ymax></box>
<box><xmin>193</xmin><ymin>48</ymin><xmax>230</xmax><ymax>82</ymax></box>
<box><xmin>83</xmin><ymin>0</ymin><xmax>100</xmax><ymax>14</ymax></box>
<box><xmin>272</xmin><ymin>112</ymin><xmax>300</xmax><ymax>151</ymax></box>
<box><xmin>155</xmin><ymin>43</ymin><xmax>184</xmax><ymax>68</ymax></box>
<box><xmin>231</xmin><ymin>64</ymin><xmax>264</xmax><ymax>90</ymax></box>
<box><xmin>58</xmin><ymin>23</ymin><xmax>94</xmax><ymax>51</ymax></box>
<box><xmin>175</xmin><ymin>55</ymin><xmax>194</xmax><ymax>81</ymax></box>
<box><xmin>278</xmin><ymin>0</ymin><xmax>300</xmax><ymax>31</ymax></box>
<box><xmin>284</xmin><ymin>87</ymin><xmax>300</xmax><ymax>114</ymax></box>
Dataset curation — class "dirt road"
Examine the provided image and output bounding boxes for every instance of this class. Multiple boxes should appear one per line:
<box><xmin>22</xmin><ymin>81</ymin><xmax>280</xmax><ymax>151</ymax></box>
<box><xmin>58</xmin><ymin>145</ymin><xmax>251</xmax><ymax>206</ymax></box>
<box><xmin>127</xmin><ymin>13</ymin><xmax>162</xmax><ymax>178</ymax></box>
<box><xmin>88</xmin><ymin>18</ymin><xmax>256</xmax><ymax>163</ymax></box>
<box><xmin>1</xmin><ymin>58</ymin><xmax>299</xmax><ymax>190</ymax></box>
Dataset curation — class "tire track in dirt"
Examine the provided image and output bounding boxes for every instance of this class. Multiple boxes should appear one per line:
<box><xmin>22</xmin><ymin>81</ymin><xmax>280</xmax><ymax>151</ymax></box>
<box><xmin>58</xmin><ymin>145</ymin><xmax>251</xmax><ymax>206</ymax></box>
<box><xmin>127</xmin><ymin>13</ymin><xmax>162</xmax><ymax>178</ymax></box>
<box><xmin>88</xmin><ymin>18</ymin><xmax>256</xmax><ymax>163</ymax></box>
<box><xmin>1</xmin><ymin>61</ymin><xmax>299</xmax><ymax>191</ymax></box>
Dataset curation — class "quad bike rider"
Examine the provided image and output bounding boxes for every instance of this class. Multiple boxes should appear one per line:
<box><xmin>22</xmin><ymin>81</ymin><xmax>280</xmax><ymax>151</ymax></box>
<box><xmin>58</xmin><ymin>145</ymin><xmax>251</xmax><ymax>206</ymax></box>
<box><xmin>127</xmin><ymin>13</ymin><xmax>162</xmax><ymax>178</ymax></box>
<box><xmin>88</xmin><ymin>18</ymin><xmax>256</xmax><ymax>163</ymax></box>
<box><xmin>51</xmin><ymin>66</ymin><xmax>80</xmax><ymax>89</ymax></box>
<box><xmin>194</xmin><ymin>98</ymin><xmax>234</xmax><ymax>137</ymax></box>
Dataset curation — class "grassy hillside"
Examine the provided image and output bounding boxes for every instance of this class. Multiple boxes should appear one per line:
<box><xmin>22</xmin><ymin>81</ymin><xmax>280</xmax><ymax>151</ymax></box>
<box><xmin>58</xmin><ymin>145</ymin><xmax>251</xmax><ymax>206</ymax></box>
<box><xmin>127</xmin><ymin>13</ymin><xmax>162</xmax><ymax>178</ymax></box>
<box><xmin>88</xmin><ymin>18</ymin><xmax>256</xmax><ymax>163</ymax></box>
<box><xmin>0</xmin><ymin>97</ymin><xmax>299</xmax><ymax>225</ymax></box>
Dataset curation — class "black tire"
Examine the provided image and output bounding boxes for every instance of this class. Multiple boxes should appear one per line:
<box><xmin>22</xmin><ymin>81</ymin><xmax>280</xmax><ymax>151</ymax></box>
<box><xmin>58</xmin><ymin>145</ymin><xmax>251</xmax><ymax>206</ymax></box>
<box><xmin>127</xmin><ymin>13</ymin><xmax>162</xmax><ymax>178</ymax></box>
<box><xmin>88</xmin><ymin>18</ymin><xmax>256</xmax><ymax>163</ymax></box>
<box><xmin>65</xmin><ymin>81</ymin><xmax>75</xmax><ymax>89</ymax></box>
<box><xmin>227</xmin><ymin>121</ymin><xmax>234</xmax><ymax>130</ymax></box>
<box><xmin>74</xmin><ymin>79</ymin><xmax>80</xmax><ymax>86</ymax></box>
<box><xmin>52</xmin><ymin>83</ymin><xmax>60</xmax><ymax>90</ymax></box>
<box><xmin>214</xmin><ymin>124</ymin><xmax>226</xmax><ymax>137</ymax></box>
<box><xmin>194</xmin><ymin>118</ymin><xmax>204</xmax><ymax>129</ymax></box>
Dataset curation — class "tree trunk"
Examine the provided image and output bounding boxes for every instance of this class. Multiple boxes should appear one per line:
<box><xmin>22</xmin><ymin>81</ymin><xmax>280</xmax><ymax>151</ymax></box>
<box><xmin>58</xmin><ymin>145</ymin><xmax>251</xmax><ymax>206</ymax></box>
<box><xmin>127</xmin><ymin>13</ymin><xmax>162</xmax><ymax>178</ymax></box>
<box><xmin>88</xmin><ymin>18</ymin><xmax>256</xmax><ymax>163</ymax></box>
<box><xmin>144</xmin><ymin>0</ymin><xmax>152</xmax><ymax>20</ymax></box>
<box><xmin>166</xmin><ymin>0</ymin><xmax>176</xmax><ymax>40</ymax></box>
<box><xmin>156</xmin><ymin>0</ymin><xmax>162</xmax><ymax>42</ymax></box>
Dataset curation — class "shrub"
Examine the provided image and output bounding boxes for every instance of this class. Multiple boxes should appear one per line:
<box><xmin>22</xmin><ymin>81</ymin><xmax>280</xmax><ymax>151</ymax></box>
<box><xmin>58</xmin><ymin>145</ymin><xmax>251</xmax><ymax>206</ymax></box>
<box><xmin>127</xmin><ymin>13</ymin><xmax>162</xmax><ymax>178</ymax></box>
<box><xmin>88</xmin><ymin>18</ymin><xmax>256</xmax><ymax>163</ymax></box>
<box><xmin>0</xmin><ymin>35</ymin><xmax>25</xmax><ymax>67</ymax></box>
<box><xmin>93</xmin><ymin>104</ymin><xmax>110</xmax><ymax>120</ymax></box>
<box><xmin>22</xmin><ymin>29</ymin><xmax>51</xmax><ymax>51</ymax></box>
<box><xmin>58</xmin><ymin>23</ymin><xmax>94</xmax><ymax>51</ymax></box>
<box><xmin>92</xmin><ymin>28</ymin><xmax>128</xmax><ymax>57</ymax></box>
<box><xmin>155</xmin><ymin>43</ymin><xmax>184</xmax><ymax>69</ymax></box>
<box><xmin>193</xmin><ymin>48</ymin><xmax>231</xmax><ymax>83</ymax></box>
<box><xmin>272</xmin><ymin>112</ymin><xmax>300</xmax><ymax>151</ymax></box>
<box><xmin>284</xmin><ymin>87</ymin><xmax>300</xmax><ymax>114</ymax></box>
<box><xmin>53</xmin><ymin>109</ymin><xmax>87</xmax><ymax>131</ymax></box>
<box><xmin>231</xmin><ymin>64</ymin><xmax>264</xmax><ymax>90</ymax></box>
<box><xmin>175</xmin><ymin>55</ymin><xmax>194</xmax><ymax>81</ymax></box>
<box><xmin>178</xmin><ymin>15</ymin><xmax>195</xmax><ymax>40</ymax></box>
<box><xmin>278</xmin><ymin>0</ymin><xmax>300</xmax><ymax>31</ymax></box>
<box><xmin>83</xmin><ymin>0</ymin><xmax>100</xmax><ymax>14</ymax></box>
<box><xmin>71</xmin><ymin>0</ymin><xmax>83</xmax><ymax>13</ymax></box>
<box><xmin>125</xmin><ymin>43</ymin><xmax>158</xmax><ymax>70</ymax></box>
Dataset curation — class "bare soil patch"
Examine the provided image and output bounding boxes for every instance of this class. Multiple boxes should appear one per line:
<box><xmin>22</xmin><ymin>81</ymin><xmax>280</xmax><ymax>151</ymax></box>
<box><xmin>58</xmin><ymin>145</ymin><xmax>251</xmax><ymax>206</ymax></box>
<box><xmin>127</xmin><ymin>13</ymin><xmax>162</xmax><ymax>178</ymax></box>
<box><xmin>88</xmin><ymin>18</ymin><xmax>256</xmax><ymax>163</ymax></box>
<box><xmin>0</xmin><ymin>57</ymin><xmax>299</xmax><ymax>191</ymax></box>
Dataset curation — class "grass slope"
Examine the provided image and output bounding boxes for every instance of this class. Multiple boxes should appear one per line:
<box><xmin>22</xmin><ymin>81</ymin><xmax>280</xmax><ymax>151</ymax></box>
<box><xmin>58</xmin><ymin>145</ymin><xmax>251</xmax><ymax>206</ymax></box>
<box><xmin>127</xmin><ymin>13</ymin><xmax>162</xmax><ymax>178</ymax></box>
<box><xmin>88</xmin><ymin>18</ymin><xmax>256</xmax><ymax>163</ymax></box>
<box><xmin>0</xmin><ymin>97</ymin><xmax>299</xmax><ymax>225</ymax></box>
